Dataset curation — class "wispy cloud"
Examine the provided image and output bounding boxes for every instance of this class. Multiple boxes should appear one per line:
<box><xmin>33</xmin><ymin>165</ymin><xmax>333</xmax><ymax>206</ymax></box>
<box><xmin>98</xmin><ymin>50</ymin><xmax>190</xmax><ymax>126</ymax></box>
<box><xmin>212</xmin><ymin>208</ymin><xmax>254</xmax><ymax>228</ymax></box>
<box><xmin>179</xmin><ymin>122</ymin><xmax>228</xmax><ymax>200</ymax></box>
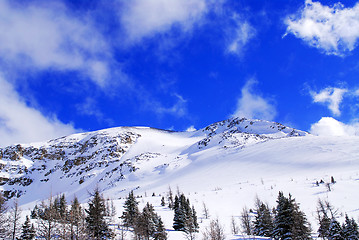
<box><xmin>119</xmin><ymin>0</ymin><xmax>208</xmax><ymax>43</ymax></box>
<box><xmin>310</xmin><ymin>87</ymin><xmax>348</xmax><ymax>116</ymax></box>
<box><xmin>226</xmin><ymin>14</ymin><xmax>256</xmax><ymax>56</ymax></box>
<box><xmin>232</xmin><ymin>79</ymin><xmax>276</xmax><ymax>121</ymax></box>
<box><xmin>154</xmin><ymin>93</ymin><xmax>188</xmax><ymax>118</ymax></box>
<box><xmin>310</xmin><ymin>117</ymin><xmax>359</xmax><ymax>136</ymax></box>
<box><xmin>285</xmin><ymin>0</ymin><xmax>359</xmax><ymax>56</ymax></box>
<box><xmin>0</xmin><ymin>75</ymin><xmax>76</xmax><ymax>147</ymax></box>
<box><xmin>0</xmin><ymin>0</ymin><xmax>112</xmax><ymax>86</ymax></box>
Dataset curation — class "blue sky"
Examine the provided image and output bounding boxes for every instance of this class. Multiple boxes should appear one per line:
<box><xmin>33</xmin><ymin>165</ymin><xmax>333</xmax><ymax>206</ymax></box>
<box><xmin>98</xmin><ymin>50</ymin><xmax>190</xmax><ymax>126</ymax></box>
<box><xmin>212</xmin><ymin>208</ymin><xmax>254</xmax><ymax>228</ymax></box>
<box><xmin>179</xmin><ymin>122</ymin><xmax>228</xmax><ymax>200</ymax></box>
<box><xmin>1</xmin><ymin>0</ymin><xmax>359</xmax><ymax>146</ymax></box>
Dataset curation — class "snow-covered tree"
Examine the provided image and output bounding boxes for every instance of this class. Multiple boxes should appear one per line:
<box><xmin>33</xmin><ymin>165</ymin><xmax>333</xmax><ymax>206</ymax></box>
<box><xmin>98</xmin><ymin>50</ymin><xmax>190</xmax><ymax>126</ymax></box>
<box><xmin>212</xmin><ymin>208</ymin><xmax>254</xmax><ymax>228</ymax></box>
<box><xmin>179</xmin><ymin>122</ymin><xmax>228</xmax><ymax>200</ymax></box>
<box><xmin>19</xmin><ymin>216</ymin><xmax>36</xmax><ymax>240</ymax></box>
<box><xmin>85</xmin><ymin>188</ymin><xmax>112</xmax><ymax>239</ymax></box>
<box><xmin>69</xmin><ymin>196</ymin><xmax>87</xmax><ymax>240</ymax></box>
<box><xmin>328</xmin><ymin>218</ymin><xmax>344</xmax><ymax>240</ymax></box>
<box><xmin>134</xmin><ymin>202</ymin><xmax>167</xmax><ymax>240</ymax></box>
<box><xmin>173</xmin><ymin>193</ymin><xmax>198</xmax><ymax>235</ymax></box>
<box><xmin>342</xmin><ymin>215</ymin><xmax>358</xmax><ymax>240</ymax></box>
<box><xmin>273</xmin><ymin>191</ymin><xmax>311</xmax><ymax>240</ymax></box>
<box><xmin>121</xmin><ymin>191</ymin><xmax>139</xmax><ymax>228</ymax></box>
<box><xmin>253</xmin><ymin>200</ymin><xmax>273</xmax><ymax>237</ymax></box>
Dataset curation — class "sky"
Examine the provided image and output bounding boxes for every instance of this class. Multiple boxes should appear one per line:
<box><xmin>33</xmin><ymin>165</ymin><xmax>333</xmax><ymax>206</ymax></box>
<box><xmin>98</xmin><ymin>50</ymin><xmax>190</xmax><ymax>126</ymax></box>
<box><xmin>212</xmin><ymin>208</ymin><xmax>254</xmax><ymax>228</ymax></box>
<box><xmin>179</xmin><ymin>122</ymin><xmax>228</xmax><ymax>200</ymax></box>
<box><xmin>1</xmin><ymin>0</ymin><xmax>359</xmax><ymax>146</ymax></box>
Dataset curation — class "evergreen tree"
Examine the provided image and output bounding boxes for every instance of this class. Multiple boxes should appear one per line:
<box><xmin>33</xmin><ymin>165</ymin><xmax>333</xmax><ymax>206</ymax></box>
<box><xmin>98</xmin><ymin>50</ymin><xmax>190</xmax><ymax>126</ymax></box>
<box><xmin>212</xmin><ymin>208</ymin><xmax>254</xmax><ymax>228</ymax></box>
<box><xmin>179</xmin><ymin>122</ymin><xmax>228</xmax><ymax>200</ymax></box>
<box><xmin>273</xmin><ymin>192</ymin><xmax>311</xmax><ymax>240</ymax></box>
<box><xmin>342</xmin><ymin>215</ymin><xmax>359</xmax><ymax>240</ymax></box>
<box><xmin>317</xmin><ymin>199</ymin><xmax>338</xmax><ymax>239</ymax></box>
<box><xmin>58</xmin><ymin>194</ymin><xmax>67</xmax><ymax>220</ymax></box>
<box><xmin>134</xmin><ymin>202</ymin><xmax>167</xmax><ymax>240</ymax></box>
<box><xmin>134</xmin><ymin>202</ymin><xmax>156</xmax><ymax>239</ymax></box>
<box><xmin>191</xmin><ymin>206</ymin><xmax>199</xmax><ymax>230</ymax></box>
<box><xmin>161</xmin><ymin>197</ymin><xmax>166</xmax><ymax>207</ymax></box>
<box><xmin>173</xmin><ymin>195</ymin><xmax>185</xmax><ymax>231</ymax></box>
<box><xmin>253</xmin><ymin>200</ymin><xmax>274</xmax><ymax>237</ymax></box>
<box><xmin>328</xmin><ymin>218</ymin><xmax>344</xmax><ymax>240</ymax></box>
<box><xmin>173</xmin><ymin>193</ymin><xmax>198</xmax><ymax>236</ymax></box>
<box><xmin>19</xmin><ymin>216</ymin><xmax>36</xmax><ymax>240</ymax></box>
<box><xmin>292</xmin><ymin>201</ymin><xmax>311</xmax><ymax>239</ymax></box>
<box><xmin>85</xmin><ymin>188</ymin><xmax>112</xmax><ymax>239</ymax></box>
<box><xmin>69</xmin><ymin>196</ymin><xmax>87</xmax><ymax>240</ymax></box>
<box><xmin>273</xmin><ymin>192</ymin><xmax>294</xmax><ymax>240</ymax></box>
<box><xmin>153</xmin><ymin>216</ymin><xmax>167</xmax><ymax>240</ymax></box>
<box><xmin>167</xmin><ymin>187</ymin><xmax>174</xmax><ymax>209</ymax></box>
<box><xmin>318</xmin><ymin>214</ymin><xmax>331</xmax><ymax>239</ymax></box>
<box><xmin>121</xmin><ymin>191</ymin><xmax>139</xmax><ymax>228</ymax></box>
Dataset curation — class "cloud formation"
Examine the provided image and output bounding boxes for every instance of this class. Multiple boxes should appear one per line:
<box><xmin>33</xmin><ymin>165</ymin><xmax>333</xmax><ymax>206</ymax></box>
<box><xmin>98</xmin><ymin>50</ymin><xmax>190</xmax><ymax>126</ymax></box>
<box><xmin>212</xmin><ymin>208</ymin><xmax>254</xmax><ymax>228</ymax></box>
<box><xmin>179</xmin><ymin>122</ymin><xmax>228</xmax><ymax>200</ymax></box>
<box><xmin>0</xmin><ymin>0</ymin><xmax>111</xmax><ymax>86</ymax></box>
<box><xmin>120</xmin><ymin>0</ymin><xmax>208</xmax><ymax>43</ymax></box>
<box><xmin>310</xmin><ymin>117</ymin><xmax>359</xmax><ymax>136</ymax></box>
<box><xmin>285</xmin><ymin>0</ymin><xmax>359</xmax><ymax>56</ymax></box>
<box><xmin>0</xmin><ymin>75</ymin><xmax>76</xmax><ymax>147</ymax></box>
<box><xmin>310</xmin><ymin>87</ymin><xmax>347</xmax><ymax>116</ymax></box>
<box><xmin>232</xmin><ymin>79</ymin><xmax>276</xmax><ymax>121</ymax></box>
<box><xmin>226</xmin><ymin>14</ymin><xmax>256</xmax><ymax>56</ymax></box>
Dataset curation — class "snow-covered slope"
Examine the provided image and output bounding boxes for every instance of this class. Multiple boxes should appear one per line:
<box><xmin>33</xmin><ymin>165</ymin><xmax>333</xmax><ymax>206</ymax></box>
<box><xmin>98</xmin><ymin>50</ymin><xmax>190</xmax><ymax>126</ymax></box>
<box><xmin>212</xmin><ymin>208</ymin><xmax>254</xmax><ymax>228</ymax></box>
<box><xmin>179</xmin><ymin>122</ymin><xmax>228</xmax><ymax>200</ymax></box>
<box><xmin>1</xmin><ymin>117</ymin><xmax>359</xmax><ymax>239</ymax></box>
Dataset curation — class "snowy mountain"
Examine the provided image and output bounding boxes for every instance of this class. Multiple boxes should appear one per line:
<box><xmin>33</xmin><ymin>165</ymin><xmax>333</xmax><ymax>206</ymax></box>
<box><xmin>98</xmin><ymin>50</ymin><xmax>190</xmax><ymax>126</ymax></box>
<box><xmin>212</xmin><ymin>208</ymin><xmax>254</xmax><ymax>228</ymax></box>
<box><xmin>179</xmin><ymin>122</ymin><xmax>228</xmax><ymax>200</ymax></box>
<box><xmin>1</xmin><ymin>117</ymin><xmax>359</xmax><ymax>239</ymax></box>
<box><xmin>0</xmin><ymin>118</ymin><xmax>305</xmax><ymax>202</ymax></box>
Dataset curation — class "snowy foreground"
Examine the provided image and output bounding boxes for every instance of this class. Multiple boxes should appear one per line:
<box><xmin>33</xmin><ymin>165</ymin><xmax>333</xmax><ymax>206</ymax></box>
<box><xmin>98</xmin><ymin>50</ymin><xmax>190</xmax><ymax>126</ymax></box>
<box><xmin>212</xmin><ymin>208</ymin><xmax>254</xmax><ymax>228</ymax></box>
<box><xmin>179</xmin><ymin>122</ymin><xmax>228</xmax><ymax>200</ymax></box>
<box><xmin>1</xmin><ymin>118</ymin><xmax>359</xmax><ymax>239</ymax></box>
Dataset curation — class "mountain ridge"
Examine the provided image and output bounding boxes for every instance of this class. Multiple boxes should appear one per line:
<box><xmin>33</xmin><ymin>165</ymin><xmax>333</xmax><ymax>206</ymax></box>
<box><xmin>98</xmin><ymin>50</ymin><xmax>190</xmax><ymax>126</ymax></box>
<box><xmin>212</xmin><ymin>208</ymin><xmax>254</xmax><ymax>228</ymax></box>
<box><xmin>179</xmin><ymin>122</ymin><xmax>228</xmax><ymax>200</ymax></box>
<box><xmin>0</xmin><ymin>117</ymin><xmax>307</xmax><ymax>203</ymax></box>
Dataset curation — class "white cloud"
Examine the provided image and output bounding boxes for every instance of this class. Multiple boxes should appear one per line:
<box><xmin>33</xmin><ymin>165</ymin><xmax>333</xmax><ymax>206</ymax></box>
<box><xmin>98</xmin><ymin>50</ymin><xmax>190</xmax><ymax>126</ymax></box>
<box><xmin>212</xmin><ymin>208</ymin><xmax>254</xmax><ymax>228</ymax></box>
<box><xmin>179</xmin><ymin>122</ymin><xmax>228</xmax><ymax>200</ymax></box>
<box><xmin>285</xmin><ymin>0</ymin><xmax>359</xmax><ymax>56</ymax></box>
<box><xmin>0</xmin><ymin>0</ymin><xmax>111</xmax><ymax>86</ymax></box>
<box><xmin>0</xmin><ymin>75</ymin><xmax>76</xmax><ymax>147</ymax></box>
<box><xmin>120</xmin><ymin>0</ymin><xmax>208</xmax><ymax>42</ymax></box>
<box><xmin>310</xmin><ymin>87</ymin><xmax>347</xmax><ymax>116</ymax></box>
<box><xmin>232</xmin><ymin>79</ymin><xmax>276</xmax><ymax>121</ymax></box>
<box><xmin>185</xmin><ymin>125</ymin><xmax>197</xmax><ymax>132</ymax></box>
<box><xmin>155</xmin><ymin>94</ymin><xmax>188</xmax><ymax>117</ymax></box>
<box><xmin>310</xmin><ymin>117</ymin><xmax>359</xmax><ymax>136</ymax></box>
<box><xmin>227</xmin><ymin>14</ymin><xmax>256</xmax><ymax>56</ymax></box>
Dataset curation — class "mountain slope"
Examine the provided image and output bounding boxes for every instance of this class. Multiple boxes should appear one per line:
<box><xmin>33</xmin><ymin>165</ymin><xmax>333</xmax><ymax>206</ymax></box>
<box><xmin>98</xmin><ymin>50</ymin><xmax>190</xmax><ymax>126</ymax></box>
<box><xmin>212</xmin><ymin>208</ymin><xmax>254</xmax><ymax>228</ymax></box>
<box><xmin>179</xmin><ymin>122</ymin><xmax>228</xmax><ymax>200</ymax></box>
<box><xmin>0</xmin><ymin>117</ymin><xmax>306</xmax><ymax>203</ymax></box>
<box><xmin>1</xmin><ymin>117</ymin><xmax>359</xmax><ymax>239</ymax></box>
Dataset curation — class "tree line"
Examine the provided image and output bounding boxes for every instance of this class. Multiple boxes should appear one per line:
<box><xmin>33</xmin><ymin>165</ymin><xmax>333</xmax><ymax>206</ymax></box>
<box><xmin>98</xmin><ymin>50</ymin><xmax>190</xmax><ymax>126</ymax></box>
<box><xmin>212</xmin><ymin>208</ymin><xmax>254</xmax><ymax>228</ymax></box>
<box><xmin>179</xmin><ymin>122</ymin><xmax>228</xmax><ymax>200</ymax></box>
<box><xmin>0</xmin><ymin>188</ymin><xmax>115</xmax><ymax>240</ymax></box>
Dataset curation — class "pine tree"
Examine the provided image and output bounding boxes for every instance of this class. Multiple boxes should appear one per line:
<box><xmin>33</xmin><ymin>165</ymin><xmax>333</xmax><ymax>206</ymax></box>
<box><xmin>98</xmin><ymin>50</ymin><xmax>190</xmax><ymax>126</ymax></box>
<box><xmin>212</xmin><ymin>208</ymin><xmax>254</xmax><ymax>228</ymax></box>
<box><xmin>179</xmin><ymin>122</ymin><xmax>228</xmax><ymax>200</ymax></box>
<box><xmin>342</xmin><ymin>215</ymin><xmax>359</xmax><ymax>240</ymax></box>
<box><xmin>292</xmin><ymin>201</ymin><xmax>311</xmax><ymax>239</ymax></box>
<box><xmin>59</xmin><ymin>194</ymin><xmax>67</xmax><ymax>220</ymax></box>
<box><xmin>69</xmin><ymin>196</ymin><xmax>87</xmax><ymax>240</ymax></box>
<box><xmin>153</xmin><ymin>216</ymin><xmax>167</xmax><ymax>240</ymax></box>
<box><xmin>173</xmin><ymin>195</ymin><xmax>185</xmax><ymax>231</ymax></box>
<box><xmin>168</xmin><ymin>187</ymin><xmax>174</xmax><ymax>209</ymax></box>
<box><xmin>317</xmin><ymin>199</ymin><xmax>338</xmax><ymax>239</ymax></box>
<box><xmin>273</xmin><ymin>192</ymin><xmax>294</xmax><ymax>240</ymax></box>
<box><xmin>19</xmin><ymin>216</ymin><xmax>36</xmax><ymax>240</ymax></box>
<box><xmin>134</xmin><ymin>202</ymin><xmax>167</xmax><ymax>240</ymax></box>
<box><xmin>273</xmin><ymin>192</ymin><xmax>311</xmax><ymax>240</ymax></box>
<box><xmin>173</xmin><ymin>193</ymin><xmax>198</xmax><ymax>238</ymax></box>
<box><xmin>328</xmin><ymin>218</ymin><xmax>344</xmax><ymax>240</ymax></box>
<box><xmin>253</xmin><ymin>200</ymin><xmax>273</xmax><ymax>237</ymax></box>
<box><xmin>161</xmin><ymin>197</ymin><xmax>166</xmax><ymax>207</ymax></box>
<box><xmin>121</xmin><ymin>191</ymin><xmax>139</xmax><ymax>228</ymax></box>
<box><xmin>85</xmin><ymin>188</ymin><xmax>112</xmax><ymax>239</ymax></box>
